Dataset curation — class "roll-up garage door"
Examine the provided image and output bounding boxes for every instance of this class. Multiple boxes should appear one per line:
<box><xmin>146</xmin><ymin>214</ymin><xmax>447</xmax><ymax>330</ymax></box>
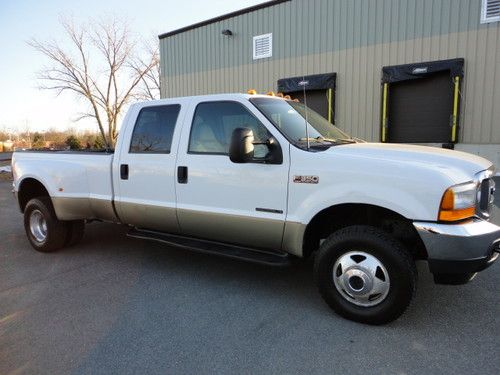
<box><xmin>381</xmin><ymin>58</ymin><xmax>464</xmax><ymax>145</ymax></box>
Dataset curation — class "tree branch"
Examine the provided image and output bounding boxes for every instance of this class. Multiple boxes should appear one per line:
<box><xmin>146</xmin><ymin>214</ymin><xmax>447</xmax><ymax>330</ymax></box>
<box><xmin>29</xmin><ymin>16</ymin><xmax>160</xmax><ymax>147</ymax></box>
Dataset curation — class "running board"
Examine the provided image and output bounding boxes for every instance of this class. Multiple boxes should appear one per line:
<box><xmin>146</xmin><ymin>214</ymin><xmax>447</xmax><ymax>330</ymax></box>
<box><xmin>127</xmin><ymin>228</ymin><xmax>291</xmax><ymax>267</ymax></box>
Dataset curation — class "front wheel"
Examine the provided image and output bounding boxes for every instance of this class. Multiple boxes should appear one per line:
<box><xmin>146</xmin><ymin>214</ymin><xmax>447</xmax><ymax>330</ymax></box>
<box><xmin>313</xmin><ymin>225</ymin><xmax>417</xmax><ymax>325</ymax></box>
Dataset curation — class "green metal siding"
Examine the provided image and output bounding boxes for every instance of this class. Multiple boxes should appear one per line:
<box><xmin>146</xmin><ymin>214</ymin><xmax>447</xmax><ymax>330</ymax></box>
<box><xmin>161</xmin><ymin>0</ymin><xmax>488</xmax><ymax>76</ymax></box>
<box><xmin>160</xmin><ymin>0</ymin><xmax>500</xmax><ymax>145</ymax></box>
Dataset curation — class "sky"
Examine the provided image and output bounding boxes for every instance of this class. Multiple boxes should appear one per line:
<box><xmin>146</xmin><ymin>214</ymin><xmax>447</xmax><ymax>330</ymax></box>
<box><xmin>0</xmin><ymin>0</ymin><xmax>267</xmax><ymax>135</ymax></box>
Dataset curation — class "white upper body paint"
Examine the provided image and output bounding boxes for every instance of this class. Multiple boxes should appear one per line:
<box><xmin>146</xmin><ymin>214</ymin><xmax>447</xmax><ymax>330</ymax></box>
<box><xmin>12</xmin><ymin>93</ymin><xmax>493</xmax><ymax>228</ymax></box>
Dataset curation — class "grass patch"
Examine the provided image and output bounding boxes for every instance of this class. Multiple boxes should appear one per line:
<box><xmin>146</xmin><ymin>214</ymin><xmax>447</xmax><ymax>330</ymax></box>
<box><xmin>0</xmin><ymin>161</ymin><xmax>12</xmax><ymax>181</ymax></box>
<box><xmin>0</xmin><ymin>173</ymin><xmax>12</xmax><ymax>182</ymax></box>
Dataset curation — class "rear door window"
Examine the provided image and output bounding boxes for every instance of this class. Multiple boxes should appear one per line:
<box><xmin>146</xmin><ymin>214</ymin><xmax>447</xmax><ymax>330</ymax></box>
<box><xmin>129</xmin><ymin>105</ymin><xmax>181</xmax><ymax>153</ymax></box>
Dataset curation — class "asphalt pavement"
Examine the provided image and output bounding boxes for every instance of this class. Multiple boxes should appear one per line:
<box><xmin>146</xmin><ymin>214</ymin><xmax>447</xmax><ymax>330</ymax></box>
<box><xmin>0</xmin><ymin>152</ymin><xmax>12</xmax><ymax>161</ymax></box>
<box><xmin>0</xmin><ymin>180</ymin><xmax>499</xmax><ymax>375</ymax></box>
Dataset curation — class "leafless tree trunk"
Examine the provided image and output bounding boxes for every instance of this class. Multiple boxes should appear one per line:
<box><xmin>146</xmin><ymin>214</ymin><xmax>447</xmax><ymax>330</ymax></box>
<box><xmin>29</xmin><ymin>17</ymin><xmax>160</xmax><ymax>147</ymax></box>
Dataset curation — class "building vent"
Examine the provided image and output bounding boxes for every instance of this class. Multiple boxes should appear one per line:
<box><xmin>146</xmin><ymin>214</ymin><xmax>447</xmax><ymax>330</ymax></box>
<box><xmin>253</xmin><ymin>33</ymin><xmax>272</xmax><ymax>60</ymax></box>
<box><xmin>481</xmin><ymin>0</ymin><xmax>500</xmax><ymax>23</ymax></box>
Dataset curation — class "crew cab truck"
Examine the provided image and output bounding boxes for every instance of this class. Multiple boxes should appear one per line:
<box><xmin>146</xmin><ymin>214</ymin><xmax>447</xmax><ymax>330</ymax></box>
<box><xmin>12</xmin><ymin>93</ymin><xmax>500</xmax><ymax>324</ymax></box>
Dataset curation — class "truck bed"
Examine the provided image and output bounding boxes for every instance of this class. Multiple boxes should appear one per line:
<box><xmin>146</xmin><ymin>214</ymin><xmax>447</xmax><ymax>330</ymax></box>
<box><xmin>12</xmin><ymin>150</ymin><xmax>117</xmax><ymax>221</ymax></box>
<box><xmin>14</xmin><ymin>148</ymin><xmax>114</xmax><ymax>154</ymax></box>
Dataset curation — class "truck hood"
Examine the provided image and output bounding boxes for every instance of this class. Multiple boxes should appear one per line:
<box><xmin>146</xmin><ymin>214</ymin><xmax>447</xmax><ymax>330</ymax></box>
<box><xmin>330</xmin><ymin>143</ymin><xmax>493</xmax><ymax>182</ymax></box>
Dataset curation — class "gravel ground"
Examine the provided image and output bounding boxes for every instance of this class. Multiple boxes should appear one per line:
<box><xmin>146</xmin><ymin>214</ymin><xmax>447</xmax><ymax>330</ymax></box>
<box><xmin>0</xmin><ymin>180</ymin><xmax>499</xmax><ymax>375</ymax></box>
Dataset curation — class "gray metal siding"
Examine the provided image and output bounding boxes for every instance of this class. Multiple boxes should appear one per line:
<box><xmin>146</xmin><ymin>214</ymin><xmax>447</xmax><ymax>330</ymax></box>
<box><xmin>160</xmin><ymin>0</ymin><xmax>500</xmax><ymax>144</ymax></box>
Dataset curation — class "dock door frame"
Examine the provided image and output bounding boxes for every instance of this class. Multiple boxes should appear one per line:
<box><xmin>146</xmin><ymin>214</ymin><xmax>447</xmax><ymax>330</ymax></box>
<box><xmin>380</xmin><ymin>58</ymin><xmax>464</xmax><ymax>145</ymax></box>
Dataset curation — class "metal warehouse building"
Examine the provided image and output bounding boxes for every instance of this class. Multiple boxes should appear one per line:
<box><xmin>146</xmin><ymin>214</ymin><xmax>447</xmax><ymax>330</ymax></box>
<box><xmin>159</xmin><ymin>0</ymin><xmax>500</xmax><ymax>165</ymax></box>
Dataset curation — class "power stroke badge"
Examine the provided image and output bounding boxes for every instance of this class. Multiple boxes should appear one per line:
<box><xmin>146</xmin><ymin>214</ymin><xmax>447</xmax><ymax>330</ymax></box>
<box><xmin>293</xmin><ymin>175</ymin><xmax>319</xmax><ymax>184</ymax></box>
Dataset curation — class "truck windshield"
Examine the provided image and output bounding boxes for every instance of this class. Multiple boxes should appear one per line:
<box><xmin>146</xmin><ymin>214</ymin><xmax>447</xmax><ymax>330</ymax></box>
<box><xmin>250</xmin><ymin>97</ymin><xmax>356</xmax><ymax>149</ymax></box>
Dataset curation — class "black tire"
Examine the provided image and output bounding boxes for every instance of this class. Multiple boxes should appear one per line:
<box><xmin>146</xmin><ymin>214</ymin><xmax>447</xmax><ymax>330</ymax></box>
<box><xmin>65</xmin><ymin>220</ymin><xmax>85</xmax><ymax>247</ymax></box>
<box><xmin>24</xmin><ymin>197</ymin><xmax>68</xmax><ymax>253</ymax></box>
<box><xmin>313</xmin><ymin>225</ymin><xmax>417</xmax><ymax>325</ymax></box>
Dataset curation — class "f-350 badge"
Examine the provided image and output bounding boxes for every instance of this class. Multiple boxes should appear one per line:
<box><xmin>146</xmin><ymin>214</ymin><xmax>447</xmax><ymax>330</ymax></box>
<box><xmin>293</xmin><ymin>175</ymin><xmax>319</xmax><ymax>184</ymax></box>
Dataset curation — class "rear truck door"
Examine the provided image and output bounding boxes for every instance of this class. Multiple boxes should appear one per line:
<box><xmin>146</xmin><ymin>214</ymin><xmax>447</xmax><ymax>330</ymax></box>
<box><xmin>112</xmin><ymin>100</ymin><xmax>189</xmax><ymax>232</ymax></box>
<box><xmin>174</xmin><ymin>98</ymin><xmax>290</xmax><ymax>250</ymax></box>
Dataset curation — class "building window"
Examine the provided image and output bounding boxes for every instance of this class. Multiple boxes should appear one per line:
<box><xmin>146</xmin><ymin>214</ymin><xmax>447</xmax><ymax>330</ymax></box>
<box><xmin>129</xmin><ymin>105</ymin><xmax>180</xmax><ymax>153</ymax></box>
<box><xmin>253</xmin><ymin>33</ymin><xmax>272</xmax><ymax>60</ymax></box>
<box><xmin>481</xmin><ymin>0</ymin><xmax>500</xmax><ymax>23</ymax></box>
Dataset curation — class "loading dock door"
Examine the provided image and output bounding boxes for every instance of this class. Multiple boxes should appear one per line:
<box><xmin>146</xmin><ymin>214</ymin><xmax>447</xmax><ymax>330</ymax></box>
<box><xmin>388</xmin><ymin>71</ymin><xmax>453</xmax><ymax>143</ymax></box>
<box><xmin>277</xmin><ymin>73</ymin><xmax>336</xmax><ymax>124</ymax></box>
<box><xmin>381</xmin><ymin>58</ymin><xmax>464</xmax><ymax>144</ymax></box>
<box><xmin>289</xmin><ymin>89</ymin><xmax>330</xmax><ymax>120</ymax></box>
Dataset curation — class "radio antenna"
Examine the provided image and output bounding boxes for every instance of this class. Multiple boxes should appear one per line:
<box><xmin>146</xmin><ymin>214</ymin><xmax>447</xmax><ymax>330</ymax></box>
<box><xmin>299</xmin><ymin>77</ymin><xmax>310</xmax><ymax>151</ymax></box>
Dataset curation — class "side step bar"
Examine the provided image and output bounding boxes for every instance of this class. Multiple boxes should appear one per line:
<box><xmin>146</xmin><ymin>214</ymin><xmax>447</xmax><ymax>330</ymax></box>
<box><xmin>127</xmin><ymin>228</ymin><xmax>291</xmax><ymax>267</ymax></box>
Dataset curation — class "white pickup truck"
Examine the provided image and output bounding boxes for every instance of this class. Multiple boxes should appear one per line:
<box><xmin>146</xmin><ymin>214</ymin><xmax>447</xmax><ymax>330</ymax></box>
<box><xmin>12</xmin><ymin>93</ymin><xmax>499</xmax><ymax>324</ymax></box>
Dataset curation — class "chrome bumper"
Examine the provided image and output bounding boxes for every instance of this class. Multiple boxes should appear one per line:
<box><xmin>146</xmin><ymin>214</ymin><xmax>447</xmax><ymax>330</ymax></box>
<box><xmin>414</xmin><ymin>219</ymin><xmax>500</xmax><ymax>275</ymax></box>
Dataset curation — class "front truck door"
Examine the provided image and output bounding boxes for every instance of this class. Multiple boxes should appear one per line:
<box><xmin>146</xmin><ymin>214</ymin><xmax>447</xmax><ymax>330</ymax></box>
<box><xmin>113</xmin><ymin>101</ymin><xmax>187</xmax><ymax>232</ymax></box>
<box><xmin>175</xmin><ymin>99</ymin><xmax>290</xmax><ymax>250</ymax></box>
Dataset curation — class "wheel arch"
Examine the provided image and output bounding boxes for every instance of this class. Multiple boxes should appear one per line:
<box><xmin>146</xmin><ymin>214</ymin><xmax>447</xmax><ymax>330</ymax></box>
<box><xmin>302</xmin><ymin>203</ymin><xmax>427</xmax><ymax>260</ymax></box>
<box><xmin>18</xmin><ymin>177</ymin><xmax>51</xmax><ymax>213</ymax></box>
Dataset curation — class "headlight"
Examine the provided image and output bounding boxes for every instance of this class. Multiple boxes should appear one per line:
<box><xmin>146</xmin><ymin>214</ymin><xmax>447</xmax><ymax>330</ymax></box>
<box><xmin>438</xmin><ymin>182</ymin><xmax>478</xmax><ymax>222</ymax></box>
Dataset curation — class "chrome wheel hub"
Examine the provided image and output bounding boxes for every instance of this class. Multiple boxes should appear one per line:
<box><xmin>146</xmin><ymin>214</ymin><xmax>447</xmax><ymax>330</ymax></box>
<box><xmin>333</xmin><ymin>251</ymin><xmax>390</xmax><ymax>307</ymax></box>
<box><xmin>29</xmin><ymin>209</ymin><xmax>48</xmax><ymax>243</ymax></box>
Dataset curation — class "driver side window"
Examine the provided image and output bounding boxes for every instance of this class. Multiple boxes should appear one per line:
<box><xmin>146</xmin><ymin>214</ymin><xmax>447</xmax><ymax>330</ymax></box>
<box><xmin>188</xmin><ymin>101</ymin><xmax>271</xmax><ymax>158</ymax></box>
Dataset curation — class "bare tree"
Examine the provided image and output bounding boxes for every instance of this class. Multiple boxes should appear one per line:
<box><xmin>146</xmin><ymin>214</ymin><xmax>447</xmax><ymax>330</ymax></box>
<box><xmin>131</xmin><ymin>38</ymin><xmax>161</xmax><ymax>101</ymax></box>
<box><xmin>29</xmin><ymin>17</ymin><xmax>160</xmax><ymax>147</ymax></box>
<box><xmin>0</xmin><ymin>126</ymin><xmax>8</xmax><ymax>142</ymax></box>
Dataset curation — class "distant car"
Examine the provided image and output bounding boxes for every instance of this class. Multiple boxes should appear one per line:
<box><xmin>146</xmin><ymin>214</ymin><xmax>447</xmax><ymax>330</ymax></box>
<box><xmin>11</xmin><ymin>93</ymin><xmax>499</xmax><ymax>324</ymax></box>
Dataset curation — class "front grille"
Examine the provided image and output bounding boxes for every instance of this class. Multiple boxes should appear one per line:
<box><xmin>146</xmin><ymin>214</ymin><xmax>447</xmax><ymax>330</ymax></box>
<box><xmin>477</xmin><ymin>178</ymin><xmax>496</xmax><ymax>218</ymax></box>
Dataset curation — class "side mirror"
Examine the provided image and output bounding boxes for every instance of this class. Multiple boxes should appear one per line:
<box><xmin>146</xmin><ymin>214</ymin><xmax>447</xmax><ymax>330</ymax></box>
<box><xmin>264</xmin><ymin>136</ymin><xmax>283</xmax><ymax>164</ymax></box>
<box><xmin>229</xmin><ymin>128</ymin><xmax>254</xmax><ymax>163</ymax></box>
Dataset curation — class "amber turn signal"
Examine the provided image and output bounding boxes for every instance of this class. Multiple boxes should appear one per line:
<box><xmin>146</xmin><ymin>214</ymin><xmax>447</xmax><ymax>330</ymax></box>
<box><xmin>438</xmin><ymin>183</ymin><xmax>477</xmax><ymax>222</ymax></box>
<box><xmin>438</xmin><ymin>206</ymin><xmax>476</xmax><ymax>221</ymax></box>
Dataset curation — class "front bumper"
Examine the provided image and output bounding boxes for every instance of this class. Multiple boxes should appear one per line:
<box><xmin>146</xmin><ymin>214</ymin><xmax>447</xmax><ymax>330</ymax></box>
<box><xmin>414</xmin><ymin>219</ymin><xmax>500</xmax><ymax>278</ymax></box>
